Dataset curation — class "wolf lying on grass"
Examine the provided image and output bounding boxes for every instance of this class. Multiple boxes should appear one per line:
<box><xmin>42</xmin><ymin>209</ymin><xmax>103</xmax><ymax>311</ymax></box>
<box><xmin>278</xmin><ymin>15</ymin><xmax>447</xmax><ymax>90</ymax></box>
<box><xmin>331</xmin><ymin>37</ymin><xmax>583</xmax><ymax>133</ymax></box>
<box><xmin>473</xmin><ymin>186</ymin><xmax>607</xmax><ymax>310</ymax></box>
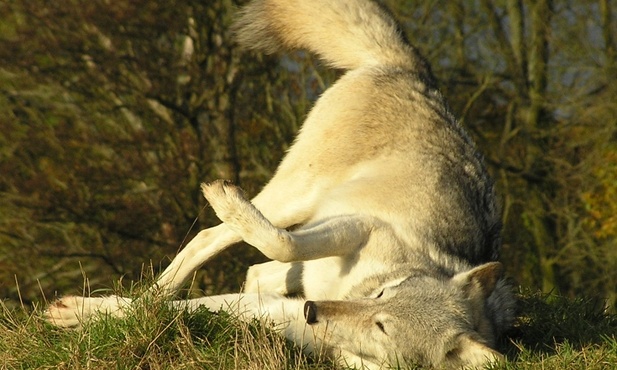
<box><xmin>46</xmin><ymin>0</ymin><xmax>516</xmax><ymax>368</ymax></box>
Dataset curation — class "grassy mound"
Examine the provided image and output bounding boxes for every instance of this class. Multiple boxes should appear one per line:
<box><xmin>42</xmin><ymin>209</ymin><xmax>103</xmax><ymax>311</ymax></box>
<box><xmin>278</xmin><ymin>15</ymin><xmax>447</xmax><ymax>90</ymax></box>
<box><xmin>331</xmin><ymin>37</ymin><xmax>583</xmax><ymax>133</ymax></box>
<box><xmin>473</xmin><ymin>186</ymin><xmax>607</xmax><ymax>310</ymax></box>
<box><xmin>1</xmin><ymin>289</ymin><xmax>616</xmax><ymax>369</ymax></box>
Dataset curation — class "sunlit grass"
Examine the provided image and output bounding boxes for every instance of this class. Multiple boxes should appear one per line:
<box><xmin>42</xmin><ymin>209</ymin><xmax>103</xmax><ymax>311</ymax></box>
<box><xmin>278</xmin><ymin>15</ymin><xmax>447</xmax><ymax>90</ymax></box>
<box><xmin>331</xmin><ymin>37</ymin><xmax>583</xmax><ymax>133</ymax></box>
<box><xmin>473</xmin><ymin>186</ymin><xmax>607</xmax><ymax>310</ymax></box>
<box><xmin>1</xmin><ymin>288</ymin><xmax>616</xmax><ymax>369</ymax></box>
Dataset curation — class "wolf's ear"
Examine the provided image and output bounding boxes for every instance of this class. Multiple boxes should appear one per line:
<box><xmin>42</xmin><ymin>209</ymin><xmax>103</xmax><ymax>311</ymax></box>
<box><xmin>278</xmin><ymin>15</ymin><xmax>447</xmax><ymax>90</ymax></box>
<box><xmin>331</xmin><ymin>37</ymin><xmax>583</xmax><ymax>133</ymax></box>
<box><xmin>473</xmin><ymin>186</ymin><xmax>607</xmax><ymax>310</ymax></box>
<box><xmin>452</xmin><ymin>261</ymin><xmax>504</xmax><ymax>300</ymax></box>
<box><xmin>446</xmin><ymin>334</ymin><xmax>503</xmax><ymax>368</ymax></box>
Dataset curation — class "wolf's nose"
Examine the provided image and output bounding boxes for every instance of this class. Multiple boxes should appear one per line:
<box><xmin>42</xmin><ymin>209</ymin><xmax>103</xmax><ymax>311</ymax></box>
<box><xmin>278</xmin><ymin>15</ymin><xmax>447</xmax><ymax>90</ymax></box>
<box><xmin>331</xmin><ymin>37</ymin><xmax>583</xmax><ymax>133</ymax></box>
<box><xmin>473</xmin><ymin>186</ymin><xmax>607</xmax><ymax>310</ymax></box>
<box><xmin>304</xmin><ymin>301</ymin><xmax>318</xmax><ymax>324</ymax></box>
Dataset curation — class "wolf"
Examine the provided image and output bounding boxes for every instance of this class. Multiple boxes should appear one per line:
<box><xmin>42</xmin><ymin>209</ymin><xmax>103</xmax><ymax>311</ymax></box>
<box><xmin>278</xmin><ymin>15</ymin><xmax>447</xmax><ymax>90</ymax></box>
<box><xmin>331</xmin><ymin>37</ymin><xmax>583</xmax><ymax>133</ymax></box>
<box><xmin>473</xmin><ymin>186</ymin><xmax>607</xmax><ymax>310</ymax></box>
<box><xmin>45</xmin><ymin>0</ymin><xmax>516</xmax><ymax>368</ymax></box>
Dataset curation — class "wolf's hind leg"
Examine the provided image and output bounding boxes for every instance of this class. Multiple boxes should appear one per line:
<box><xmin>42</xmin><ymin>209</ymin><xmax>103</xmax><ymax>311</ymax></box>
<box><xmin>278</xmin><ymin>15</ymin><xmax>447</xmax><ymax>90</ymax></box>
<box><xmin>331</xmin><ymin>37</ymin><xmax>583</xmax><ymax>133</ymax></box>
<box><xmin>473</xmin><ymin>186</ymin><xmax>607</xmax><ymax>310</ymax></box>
<box><xmin>203</xmin><ymin>180</ymin><xmax>375</xmax><ymax>262</ymax></box>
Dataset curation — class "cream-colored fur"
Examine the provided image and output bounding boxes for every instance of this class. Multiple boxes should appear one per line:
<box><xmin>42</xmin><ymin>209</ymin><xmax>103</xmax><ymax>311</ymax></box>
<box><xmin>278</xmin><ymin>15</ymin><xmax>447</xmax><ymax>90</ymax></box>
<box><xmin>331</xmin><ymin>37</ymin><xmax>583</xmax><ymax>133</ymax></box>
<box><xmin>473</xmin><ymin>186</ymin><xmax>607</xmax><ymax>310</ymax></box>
<box><xmin>45</xmin><ymin>0</ymin><xmax>515</xmax><ymax>368</ymax></box>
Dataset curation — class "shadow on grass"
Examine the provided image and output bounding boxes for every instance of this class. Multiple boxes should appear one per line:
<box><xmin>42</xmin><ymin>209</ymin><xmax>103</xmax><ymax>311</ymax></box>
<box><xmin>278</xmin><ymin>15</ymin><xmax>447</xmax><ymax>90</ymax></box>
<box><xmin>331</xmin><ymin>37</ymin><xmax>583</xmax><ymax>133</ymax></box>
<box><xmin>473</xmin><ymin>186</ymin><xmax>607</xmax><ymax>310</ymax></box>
<box><xmin>501</xmin><ymin>289</ymin><xmax>617</xmax><ymax>359</ymax></box>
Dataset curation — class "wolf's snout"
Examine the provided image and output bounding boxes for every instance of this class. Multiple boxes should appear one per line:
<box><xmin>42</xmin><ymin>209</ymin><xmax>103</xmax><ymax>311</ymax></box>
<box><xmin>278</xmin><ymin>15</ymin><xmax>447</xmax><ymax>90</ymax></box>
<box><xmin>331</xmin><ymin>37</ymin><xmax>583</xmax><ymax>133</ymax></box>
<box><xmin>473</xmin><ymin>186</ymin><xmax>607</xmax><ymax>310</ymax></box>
<box><xmin>304</xmin><ymin>301</ymin><xmax>318</xmax><ymax>324</ymax></box>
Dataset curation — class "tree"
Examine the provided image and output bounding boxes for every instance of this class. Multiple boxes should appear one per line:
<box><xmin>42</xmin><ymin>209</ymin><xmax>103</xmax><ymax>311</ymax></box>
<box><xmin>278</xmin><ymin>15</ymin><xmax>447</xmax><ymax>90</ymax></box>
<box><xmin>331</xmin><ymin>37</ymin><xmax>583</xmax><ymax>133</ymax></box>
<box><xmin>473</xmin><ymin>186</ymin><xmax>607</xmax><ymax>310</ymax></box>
<box><xmin>0</xmin><ymin>0</ymin><xmax>329</xmax><ymax>305</ymax></box>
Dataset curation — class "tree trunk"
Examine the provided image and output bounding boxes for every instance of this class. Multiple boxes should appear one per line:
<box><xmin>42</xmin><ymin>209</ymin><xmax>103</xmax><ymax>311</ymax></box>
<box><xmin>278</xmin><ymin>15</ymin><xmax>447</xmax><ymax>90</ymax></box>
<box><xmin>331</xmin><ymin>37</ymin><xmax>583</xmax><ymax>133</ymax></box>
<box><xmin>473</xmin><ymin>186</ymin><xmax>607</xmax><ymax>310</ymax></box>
<box><xmin>524</xmin><ymin>0</ymin><xmax>557</xmax><ymax>293</ymax></box>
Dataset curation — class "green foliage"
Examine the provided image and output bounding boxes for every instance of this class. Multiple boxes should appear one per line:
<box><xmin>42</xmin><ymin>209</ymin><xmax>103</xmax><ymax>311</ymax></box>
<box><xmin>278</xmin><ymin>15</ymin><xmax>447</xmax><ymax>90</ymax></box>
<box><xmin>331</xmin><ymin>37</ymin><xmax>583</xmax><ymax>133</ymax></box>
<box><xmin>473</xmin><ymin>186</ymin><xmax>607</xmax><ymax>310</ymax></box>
<box><xmin>582</xmin><ymin>145</ymin><xmax>617</xmax><ymax>239</ymax></box>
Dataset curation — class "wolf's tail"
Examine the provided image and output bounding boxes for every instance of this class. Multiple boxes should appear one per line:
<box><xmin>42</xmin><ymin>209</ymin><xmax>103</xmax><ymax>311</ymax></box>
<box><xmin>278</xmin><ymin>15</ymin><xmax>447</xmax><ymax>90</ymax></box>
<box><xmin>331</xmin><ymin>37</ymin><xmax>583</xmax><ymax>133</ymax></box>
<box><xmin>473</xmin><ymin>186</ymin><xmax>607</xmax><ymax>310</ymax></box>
<box><xmin>233</xmin><ymin>0</ymin><xmax>430</xmax><ymax>74</ymax></box>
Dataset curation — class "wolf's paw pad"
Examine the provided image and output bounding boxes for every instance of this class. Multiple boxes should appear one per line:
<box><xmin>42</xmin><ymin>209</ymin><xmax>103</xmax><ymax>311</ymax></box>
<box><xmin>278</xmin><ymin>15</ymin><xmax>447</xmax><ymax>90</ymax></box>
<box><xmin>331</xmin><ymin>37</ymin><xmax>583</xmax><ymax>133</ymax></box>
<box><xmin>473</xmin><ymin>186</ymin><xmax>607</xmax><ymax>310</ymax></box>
<box><xmin>44</xmin><ymin>295</ymin><xmax>130</xmax><ymax>328</ymax></box>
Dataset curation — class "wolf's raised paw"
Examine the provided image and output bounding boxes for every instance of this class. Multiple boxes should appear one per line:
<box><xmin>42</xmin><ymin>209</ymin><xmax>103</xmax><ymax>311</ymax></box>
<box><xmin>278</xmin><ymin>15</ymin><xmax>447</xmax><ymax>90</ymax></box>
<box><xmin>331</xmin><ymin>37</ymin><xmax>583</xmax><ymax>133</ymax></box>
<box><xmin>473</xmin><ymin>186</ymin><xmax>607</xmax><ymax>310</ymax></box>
<box><xmin>44</xmin><ymin>295</ymin><xmax>131</xmax><ymax>328</ymax></box>
<box><xmin>201</xmin><ymin>180</ymin><xmax>253</xmax><ymax>226</ymax></box>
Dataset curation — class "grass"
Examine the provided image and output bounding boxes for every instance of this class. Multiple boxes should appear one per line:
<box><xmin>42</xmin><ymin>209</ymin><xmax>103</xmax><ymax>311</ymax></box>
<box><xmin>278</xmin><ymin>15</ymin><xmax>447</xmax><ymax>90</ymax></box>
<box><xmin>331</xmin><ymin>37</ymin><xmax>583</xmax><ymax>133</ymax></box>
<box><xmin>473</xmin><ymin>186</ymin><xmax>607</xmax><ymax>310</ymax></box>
<box><xmin>499</xmin><ymin>290</ymin><xmax>617</xmax><ymax>369</ymax></box>
<box><xmin>1</xmin><ymin>288</ymin><xmax>616</xmax><ymax>369</ymax></box>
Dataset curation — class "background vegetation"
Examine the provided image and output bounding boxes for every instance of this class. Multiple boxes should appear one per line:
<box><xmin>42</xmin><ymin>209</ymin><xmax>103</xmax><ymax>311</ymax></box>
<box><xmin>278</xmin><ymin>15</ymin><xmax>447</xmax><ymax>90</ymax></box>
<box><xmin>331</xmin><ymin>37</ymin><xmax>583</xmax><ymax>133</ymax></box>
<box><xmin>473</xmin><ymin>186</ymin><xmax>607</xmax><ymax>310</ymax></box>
<box><xmin>0</xmin><ymin>0</ymin><xmax>615</xmax><ymax>316</ymax></box>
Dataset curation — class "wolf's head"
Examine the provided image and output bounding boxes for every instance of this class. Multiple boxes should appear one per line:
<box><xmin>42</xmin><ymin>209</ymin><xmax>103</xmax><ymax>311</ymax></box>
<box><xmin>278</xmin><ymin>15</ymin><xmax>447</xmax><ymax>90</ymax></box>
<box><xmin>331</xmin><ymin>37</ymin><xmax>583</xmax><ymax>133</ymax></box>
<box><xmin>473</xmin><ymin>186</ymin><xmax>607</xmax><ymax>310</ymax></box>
<box><xmin>304</xmin><ymin>262</ymin><xmax>514</xmax><ymax>369</ymax></box>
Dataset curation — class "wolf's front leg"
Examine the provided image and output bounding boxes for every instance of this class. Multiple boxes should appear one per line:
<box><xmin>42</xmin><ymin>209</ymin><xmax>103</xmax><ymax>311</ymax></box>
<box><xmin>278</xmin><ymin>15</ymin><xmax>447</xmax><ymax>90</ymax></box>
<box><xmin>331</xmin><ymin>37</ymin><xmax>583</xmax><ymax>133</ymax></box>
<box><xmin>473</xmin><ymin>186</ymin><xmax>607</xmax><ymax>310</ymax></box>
<box><xmin>44</xmin><ymin>295</ymin><xmax>132</xmax><ymax>328</ymax></box>
<box><xmin>171</xmin><ymin>292</ymin><xmax>294</xmax><ymax>318</ymax></box>
<box><xmin>44</xmin><ymin>224</ymin><xmax>240</xmax><ymax>327</ymax></box>
<box><xmin>175</xmin><ymin>293</ymin><xmax>329</xmax><ymax>357</ymax></box>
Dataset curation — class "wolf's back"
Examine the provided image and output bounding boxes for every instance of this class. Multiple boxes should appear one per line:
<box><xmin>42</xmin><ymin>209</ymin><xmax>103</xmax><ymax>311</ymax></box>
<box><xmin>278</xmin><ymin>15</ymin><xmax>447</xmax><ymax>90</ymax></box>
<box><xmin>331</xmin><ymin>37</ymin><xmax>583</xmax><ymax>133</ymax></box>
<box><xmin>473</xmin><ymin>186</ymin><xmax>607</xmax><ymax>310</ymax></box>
<box><xmin>233</xmin><ymin>0</ymin><xmax>430</xmax><ymax>73</ymax></box>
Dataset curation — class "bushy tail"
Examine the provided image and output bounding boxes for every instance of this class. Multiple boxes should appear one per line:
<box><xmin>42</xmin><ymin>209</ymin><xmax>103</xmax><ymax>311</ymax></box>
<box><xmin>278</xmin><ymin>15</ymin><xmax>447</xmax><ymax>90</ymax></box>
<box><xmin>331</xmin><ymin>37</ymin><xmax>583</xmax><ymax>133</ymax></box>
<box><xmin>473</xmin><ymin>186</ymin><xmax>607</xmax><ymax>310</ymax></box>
<box><xmin>233</xmin><ymin>0</ymin><xmax>430</xmax><ymax>73</ymax></box>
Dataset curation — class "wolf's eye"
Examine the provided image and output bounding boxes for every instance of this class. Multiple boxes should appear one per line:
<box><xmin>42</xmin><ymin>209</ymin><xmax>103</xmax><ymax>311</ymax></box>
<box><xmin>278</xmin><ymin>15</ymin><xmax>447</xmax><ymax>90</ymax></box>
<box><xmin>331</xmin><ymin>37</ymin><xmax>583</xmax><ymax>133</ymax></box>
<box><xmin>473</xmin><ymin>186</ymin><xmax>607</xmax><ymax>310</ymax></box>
<box><xmin>375</xmin><ymin>321</ymin><xmax>387</xmax><ymax>334</ymax></box>
<box><xmin>375</xmin><ymin>290</ymin><xmax>384</xmax><ymax>298</ymax></box>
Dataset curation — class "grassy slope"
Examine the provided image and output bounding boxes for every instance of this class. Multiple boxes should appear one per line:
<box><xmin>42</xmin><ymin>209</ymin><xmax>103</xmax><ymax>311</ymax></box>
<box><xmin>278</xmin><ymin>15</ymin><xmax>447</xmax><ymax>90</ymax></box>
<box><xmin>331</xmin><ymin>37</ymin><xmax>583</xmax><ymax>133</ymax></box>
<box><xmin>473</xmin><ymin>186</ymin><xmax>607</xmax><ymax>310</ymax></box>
<box><xmin>1</xmin><ymin>289</ymin><xmax>616</xmax><ymax>369</ymax></box>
